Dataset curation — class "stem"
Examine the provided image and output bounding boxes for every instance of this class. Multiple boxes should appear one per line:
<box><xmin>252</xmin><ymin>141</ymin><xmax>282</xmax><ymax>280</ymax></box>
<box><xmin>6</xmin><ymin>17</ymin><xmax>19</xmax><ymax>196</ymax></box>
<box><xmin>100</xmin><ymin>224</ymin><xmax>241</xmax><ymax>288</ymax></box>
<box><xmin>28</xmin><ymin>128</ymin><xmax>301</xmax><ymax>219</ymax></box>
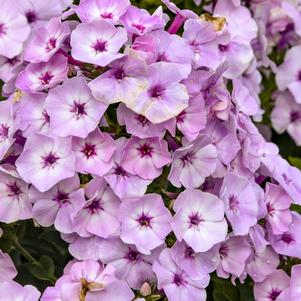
<box><xmin>58</xmin><ymin>49</ymin><xmax>84</xmax><ymax>67</ymax></box>
<box><xmin>13</xmin><ymin>238</ymin><xmax>39</xmax><ymax>264</ymax></box>
<box><xmin>167</xmin><ymin>14</ymin><xmax>185</xmax><ymax>34</ymax></box>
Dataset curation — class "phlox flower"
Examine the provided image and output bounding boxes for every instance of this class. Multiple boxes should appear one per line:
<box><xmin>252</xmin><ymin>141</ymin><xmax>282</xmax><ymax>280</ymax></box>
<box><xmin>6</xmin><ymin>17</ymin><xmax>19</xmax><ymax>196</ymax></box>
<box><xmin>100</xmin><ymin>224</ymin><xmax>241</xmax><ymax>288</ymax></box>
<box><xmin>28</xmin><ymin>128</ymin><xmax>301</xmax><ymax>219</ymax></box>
<box><xmin>0</xmin><ymin>251</ymin><xmax>17</xmax><ymax>282</ymax></box>
<box><xmin>0</xmin><ymin>0</ymin><xmax>31</xmax><ymax>58</ymax></box>
<box><xmin>123</xmin><ymin>62</ymin><xmax>189</xmax><ymax>124</ymax></box>
<box><xmin>29</xmin><ymin>175</ymin><xmax>85</xmax><ymax>233</ymax></box>
<box><xmin>119</xmin><ymin>193</ymin><xmax>172</xmax><ymax>254</ymax></box>
<box><xmin>75</xmin><ymin>0</ymin><xmax>130</xmax><ymax>24</ymax></box>
<box><xmin>41</xmin><ymin>260</ymin><xmax>134</xmax><ymax>301</ymax></box>
<box><xmin>16</xmin><ymin>53</ymin><xmax>68</xmax><ymax>93</ymax></box>
<box><xmin>15</xmin><ymin>133</ymin><xmax>75</xmax><ymax>192</ymax></box>
<box><xmin>168</xmin><ymin>136</ymin><xmax>217</xmax><ymax>188</ymax></box>
<box><xmin>153</xmin><ymin>248</ymin><xmax>208</xmax><ymax>301</ymax></box>
<box><xmin>120</xmin><ymin>136</ymin><xmax>171</xmax><ymax>180</ymax></box>
<box><xmin>72</xmin><ymin>128</ymin><xmax>116</xmax><ymax>176</ymax></box>
<box><xmin>24</xmin><ymin>17</ymin><xmax>70</xmax><ymax>63</ymax></box>
<box><xmin>72</xmin><ymin>177</ymin><xmax>120</xmax><ymax>238</ymax></box>
<box><xmin>104</xmin><ymin>138</ymin><xmax>152</xmax><ymax>198</ymax></box>
<box><xmin>45</xmin><ymin>77</ymin><xmax>107</xmax><ymax>138</ymax></box>
<box><xmin>171</xmin><ymin>189</ymin><xmax>227</xmax><ymax>253</ymax></box>
<box><xmin>71</xmin><ymin>20</ymin><xmax>127</xmax><ymax>66</ymax></box>
<box><xmin>0</xmin><ymin>281</ymin><xmax>40</xmax><ymax>301</ymax></box>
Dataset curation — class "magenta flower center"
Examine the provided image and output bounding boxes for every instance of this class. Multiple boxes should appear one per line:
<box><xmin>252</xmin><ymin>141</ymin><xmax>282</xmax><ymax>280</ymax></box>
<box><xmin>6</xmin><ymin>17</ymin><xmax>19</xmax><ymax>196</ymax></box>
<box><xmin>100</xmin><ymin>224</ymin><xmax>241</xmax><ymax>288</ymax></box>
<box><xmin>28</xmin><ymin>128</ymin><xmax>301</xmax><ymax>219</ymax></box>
<box><xmin>39</xmin><ymin>71</ymin><xmax>54</xmax><ymax>85</ymax></box>
<box><xmin>71</xmin><ymin>101</ymin><xmax>87</xmax><ymax>118</ymax></box>
<box><xmin>149</xmin><ymin>85</ymin><xmax>164</xmax><ymax>98</ymax></box>
<box><xmin>101</xmin><ymin>12</ymin><xmax>113</xmax><ymax>19</ymax></box>
<box><xmin>269</xmin><ymin>289</ymin><xmax>281</xmax><ymax>301</ymax></box>
<box><xmin>53</xmin><ymin>191</ymin><xmax>69</xmax><ymax>205</ymax></box>
<box><xmin>26</xmin><ymin>10</ymin><xmax>37</xmax><ymax>23</ymax></box>
<box><xmin>185</xmin><ymin>247</ymin><xmax>195</xmax><ymax>258</ymax></box>
<box><xmin>92</xmin><ymin>40</ymin><xmax>107</xmax><ymax>53</ymax></box>
<box><xmin>219</xmin><ymin>244</ymin><xmax>229</xmax><ymax>258</ymax></box>
<box><xmin>173</xmin><ymin>273</ymin><xmax>185</xmax><ymax>286</ymax></box>
<box><xmin>298</xmin><ymin>70</ymin><xmax>301</xmax><ymax>81</ymax></box>
<box><xmin>81</xmin><ymin>143</ymin><xmax>97</xmax><ymax>159</ymax></box>
<box><xmin>229</xmin><ymin>195</ymin><xmax>240</xmax><ymax>212</ymax></box>
<box><xmin>281</xmin><ymin>232</ymin><xmax>295</xmax><ymax>244</ymax></box>
<box><xmin>7</xmin><ymin>182</ymin><xmax>22</xmax><ymax>197</ymax></box>
<box><xmin>138</xmin><ymin>144</ymin><xmax>153</xmax><ymax>158</ymax></box>
<box><xmin>136</xmin><ymin>115</ymin><xmax>149</xmax><ymax>127</ymax></box>
<box><xmin>114</xmin><ymin>68</ymin><xmax>126</xmax><ymax>80</ymax></box>
<box><xmin>189</xmin><ymin>213</ymin><xmax>202</xmax><ymax>227</ymax></box>
<box><xmin>46</xmin><ymin>38</ymin><xmax>57</xmax><ymax>52</ymax></box>
<box><xmin>114</xmin><ymin>165</ymin><xmax>129</xmax><ymax>177</ymax></box>
<box><xmin>132</xmin><ymin>23</ymin><xmax>145</xmax><ymax>33</ymax></box>
<box><xmin>42</xmin><ymin>152</ymin><xmax>60</xmax><ymax>168</ymax></box>
<box><xmin>86</xmin><ymin>200</ymin><xmax>103</xmax><ymax>214</ymax></box>
<box><xmin>180</xmin><ymin>152</ymin><xmax>194</xmax><ymax>167</ymax></box>
<box><xmin>0</xmin><ymin>23</ymin><xmax>6</xmax><ymax>37</ymax></box>
<box><xmin>177</xmin><ymin>111</ymin><xmax>186</xmax><ymax>124</ymax></box>
<box><xmin>219</xmin><ymin>44</ymin><xmax>229</xmax><ymax>52</ymax></box>
<box><xmin>42</xmin><ymin>110</ymin><xmax>50</xmax><ymax>124</ymax></box>
<box><xmin>126</xmin><ymin>249</ymin><xmax>140</xmax><ymax>262</ymax></box>
<box><xmin>290</xmin><ymin>111</ymin><xmax>301</xmax><ymax>122</ymax></box>
<box><xmin>0</xmin><ymin>124</ymin><xmax>9</xmax><ymax>138</ymax></box>
<box><xmin>137</xmin><ymin>213</ymin><xmax>152</xmax><ymax>227</ymax></box>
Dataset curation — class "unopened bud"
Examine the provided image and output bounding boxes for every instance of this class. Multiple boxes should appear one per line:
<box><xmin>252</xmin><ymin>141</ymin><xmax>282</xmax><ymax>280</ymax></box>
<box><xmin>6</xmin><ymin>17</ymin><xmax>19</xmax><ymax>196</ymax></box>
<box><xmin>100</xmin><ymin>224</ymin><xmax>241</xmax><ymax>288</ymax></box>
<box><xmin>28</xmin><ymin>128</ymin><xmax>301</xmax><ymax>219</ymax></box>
<box><xmin>140</xmin><ymin>282</ymin><xmax>152</xmax><ymax>297</ymax></box>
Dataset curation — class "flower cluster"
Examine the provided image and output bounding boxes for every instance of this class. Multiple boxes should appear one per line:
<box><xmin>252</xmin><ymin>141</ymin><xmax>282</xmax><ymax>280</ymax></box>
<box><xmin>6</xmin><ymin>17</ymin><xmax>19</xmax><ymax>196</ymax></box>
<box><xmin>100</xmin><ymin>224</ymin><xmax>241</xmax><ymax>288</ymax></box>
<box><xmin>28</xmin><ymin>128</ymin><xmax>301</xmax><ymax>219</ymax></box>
<box><xmin>1</xmin><ymin>0</ymin><xmax>301</xmax><ymax>300</ymax></box>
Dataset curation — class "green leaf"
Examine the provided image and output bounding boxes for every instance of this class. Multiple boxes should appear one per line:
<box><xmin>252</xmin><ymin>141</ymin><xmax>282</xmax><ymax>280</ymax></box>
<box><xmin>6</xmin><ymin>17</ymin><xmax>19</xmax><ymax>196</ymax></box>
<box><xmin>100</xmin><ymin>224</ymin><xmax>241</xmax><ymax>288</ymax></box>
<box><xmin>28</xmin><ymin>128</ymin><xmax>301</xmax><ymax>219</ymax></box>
<box><xmin>212</xmin><ymin>277</ymin><xmax>240</xmax><ymax>301</ymax></box>
<box><xmin>288</xmin><ymin>157</ymin><xmax>301</xmax><ymax>170</ymax></box>
<box><xmin>27</xmin><ymin>255</ymin><xmax>55</xmax><ymax>282</ymax></box>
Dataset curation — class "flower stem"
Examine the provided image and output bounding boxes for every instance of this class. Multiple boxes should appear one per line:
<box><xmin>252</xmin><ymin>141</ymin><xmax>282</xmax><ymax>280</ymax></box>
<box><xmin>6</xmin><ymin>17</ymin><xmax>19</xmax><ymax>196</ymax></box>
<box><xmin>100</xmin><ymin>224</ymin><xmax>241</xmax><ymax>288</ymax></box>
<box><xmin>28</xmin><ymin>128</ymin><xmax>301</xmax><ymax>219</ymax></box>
<box><xmin>58</xmin><ymin>49</ymin><xmax>84</xmax><ymax>67</ymax></box>
<box><xmin>12</xmin><ymin>238</ymin><xmax>38</xmax><ymax>264</ymax></box>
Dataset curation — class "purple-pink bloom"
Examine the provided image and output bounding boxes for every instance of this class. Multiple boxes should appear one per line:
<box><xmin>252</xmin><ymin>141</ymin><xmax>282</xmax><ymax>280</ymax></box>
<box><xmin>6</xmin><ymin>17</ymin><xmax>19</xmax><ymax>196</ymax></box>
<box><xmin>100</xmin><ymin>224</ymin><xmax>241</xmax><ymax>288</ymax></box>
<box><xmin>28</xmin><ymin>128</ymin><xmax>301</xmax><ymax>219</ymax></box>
<box><xmin>216</xmin><ymin>236</ymin><xmax>251</xmax><ymax>279</ymax></box>
<box><xmin>29</xmin><ymin>175</ymin><xmax>85</xmax><ymax>233</ymax></box>
<box><xmin>0</xmin><ymin>0</ymin><xmax>31</xmax><ymax>58</ymax></box>
<box><xmin>0</xmin><ymin>100</ymin><xmax>17</xmax><ymax>161</ymax></box>
<box><xmin>268</xmin><ymin>212</ymin><xmax>301</xmax><ymax>259</ymax></box>
<box><xmin>88</xmin><ymin>53</ymin><xmax>148</xmax><ymax>105</ymax></box>
<box><xmin>119</xmin><ymin>194</ymin><xmax>172</xmax><ymax>254</ymax></box>
<box><xmin>254</xmin><ymin>270</ymin><xmax>290</xmax><ymax>301</ymax></box>
<box><xmin>0</xmin><ymin>251</ymin><xmax>17</xmax><ymax>281</ymax></box>
<box><xmin>15</xmin><ymin>133</ymin><xmax>75</xmax><ymax>192</ymax></box>
<box><xmin>271</xmin><ymin>91</ymin><xmax>301</xmax><ymax>146</ymax></box>
<box><xmin>117</xmin><ymin>104</ymin><xmax>169</xmax><ymax>139</ymax></box>
<box><xmin>183</xmin><ymin>18</ymin><xmax>221</xmax><ymax>70</ymax></box>
<box><xmin>104</xmin><ymin>138</ymin><xmax>152</xmax><ymax>198</ymax></box>
<box><xmin>0</xmin><ymin>170</ymin><xmax>32</xmax><ymax>223</ymax></box>
<box><xmin>168</xmin><ymin>136</ymin><xmax>217</xmax><ymax>188</ymax></box>
<box><xmin>41</xmin><ymin>260</ymin><xmax>134</xmax><ymax>301</ymax></box>
<box><xmin>70</xmin><ymin>20</ymin><xmax>127</xmax><ymax>66</ymax></box>
<box><xmin>120</xmin><ymin>136</ymin><xmax>171</xmax><ymax>180</ymax></box>
<box><xmin>16</xmin><ymin>53</ymin><xmax>68</xmax><ymax>92</ymax></box>
<box><xmin>96</xmin><ymin>237</ymin><xmax>163</xmax><ymax>289</ymax></box>
<box><xmin>75</xmin><ymin>0</ymin><xmax>130</xmax><ymax>24</ymax></box>
<box><xmin>45</xmin><ymin>77</ymin><xmax>107</xmax><ymax>138</ymax></box>
<box><xmin>246</xmin><ymin>246</ymin><xmax>280</xmax><ymax>283</ymax></box>
<box><xmin>72</xmin><ymin>177</ymin><xmax>120</xmax><ymax>238</ymax></box>
<box><xmin>153</xmin><ymin>248</ymin><xmax>208</xmax><ymax>301</ymax></box>
<box><xmin>171</xmin><ymin>189</ymin><xmax>227</xmax><ymax>252</ymax></box>
<box><xmin>276</xmin><ymin>45</ymin><xmax>301</xmax><ymax>103</ymax></box>
<box><xmin>120</xmin><ymin>5</ymin><xmax>165</xmax><ymax>36</ymax></box>
<box><xmin>72</xmin><ymin>128</ymin><xmax>116</xmax><ymax>176</ymax></box>
<box><xmin>123</xmin><ymin>62</ymin><xmax>189</xmax><ymax>124</ymax></box>
<box><xmin>175</xmin><ymin>94</ymin><xmax>207</xmax><ymax>142</ymax></box>
<box><xmin>220</xmin><ymin>173</ymin><xmax>260</xmax><ymax>235</ymax></box>
<box><xmin>264</xmin><ymin>183</ymin><xmax>292</xmax><ymax>235</ymax></box>
<box><xmin>0</xmin><ymin>281</ymin><xmax>40</xmax><ymax>301</ymax></box>
<box><xmin>17</xmin><ymin>92</ymin><xmax>50</xmax><ymax>137</ymax></box>
<box><xmin>24</xmin><ymin>17</ymin><xmax>70</xmax><ymax>63</ymax></box>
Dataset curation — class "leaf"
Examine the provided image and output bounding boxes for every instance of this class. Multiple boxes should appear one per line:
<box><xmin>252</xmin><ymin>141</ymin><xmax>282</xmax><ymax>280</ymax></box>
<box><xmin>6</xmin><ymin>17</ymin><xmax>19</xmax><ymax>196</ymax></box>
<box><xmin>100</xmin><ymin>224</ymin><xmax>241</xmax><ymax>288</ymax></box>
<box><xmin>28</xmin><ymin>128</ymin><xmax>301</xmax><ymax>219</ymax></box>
<box><xmin>289</xmin><ymin>157</ymin><xmax>301</xmax><ymax>170</ymax></box>
<box><xmin>27</xmin><ymin>255</ymin><xmax>55</xmax><ymax>282</ymax></box>
<box><xmin>212</xmin><ymin>277</ymin><xmax>240</xmax><ymax>301</ymax></box>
